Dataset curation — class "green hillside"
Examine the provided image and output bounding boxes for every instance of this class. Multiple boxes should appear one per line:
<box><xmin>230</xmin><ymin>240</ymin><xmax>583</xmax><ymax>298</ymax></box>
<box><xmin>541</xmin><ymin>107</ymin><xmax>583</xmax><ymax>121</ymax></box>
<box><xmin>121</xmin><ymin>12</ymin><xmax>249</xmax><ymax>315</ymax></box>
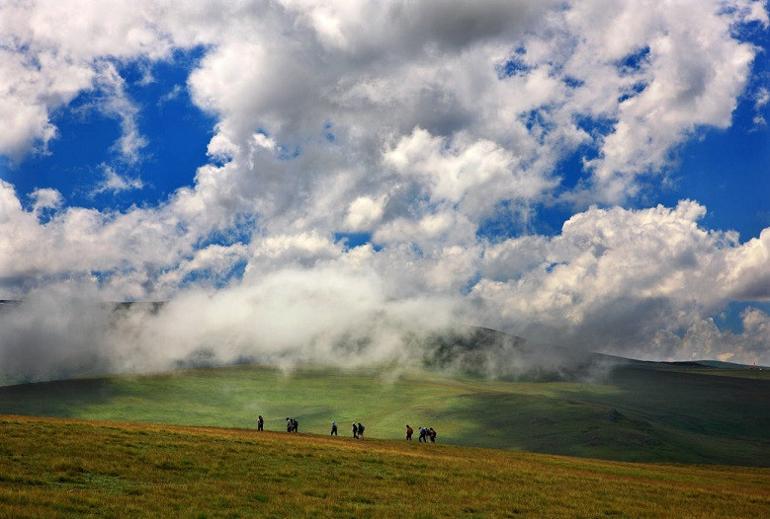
<box><xmin>2</xmin><ymin>415</ymin><xmax>769</xmax><ymax>518</ymax></box>
<box><xmin>1</xmin><ymin>362</ymin><xmax>769</xmax><ymax>466</ymax></box>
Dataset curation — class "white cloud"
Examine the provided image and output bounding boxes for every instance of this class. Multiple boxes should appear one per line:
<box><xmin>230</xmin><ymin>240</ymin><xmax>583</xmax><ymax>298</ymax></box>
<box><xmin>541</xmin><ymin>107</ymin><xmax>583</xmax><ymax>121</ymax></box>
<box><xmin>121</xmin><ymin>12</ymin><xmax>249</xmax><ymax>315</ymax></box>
<box><xmin>157</xmin><ymin>243</ymin><xmax>248</xmax><ymax>288</ymax></box>
<box><xmin>755</xmin><ymin>87</ymin><xmax>770</xmax><ymax>110</ymax></box>
<box><xmin>251</xmin><ymin>132</ymin><xmax>276</xmax><ymax>151</ymax></box>
<box><xmin>470</xmin><ymin>200</ymin><xmax>770</xmax><ymax>362</ymax></box>
<box><xmin>92</xmin><ymin>165</ymin><xmax>144</xmax><ymax>195</ymax></box>
<box><xmin>344</xmin><ymin>195</ymin><xmax>386</xmax><ymax>231</ymax></box>
<box><xmin>384</xmin><ymin>128</ymin><xmax>553</xmax><ymax>219</ymax></box>
<box><xmin>29</xmin><ymin>188</ymin><xmax>63</xmax><ymax>217</ymax></box>
<box><xmin>157</xmin><ymin>84</ymin><xmax>183</xmax><ymax>106</ymax></box>
<box><xmin>94</xmin><ymin>62</ymin><xmax>148</xmax><ymax>164</ymax></box>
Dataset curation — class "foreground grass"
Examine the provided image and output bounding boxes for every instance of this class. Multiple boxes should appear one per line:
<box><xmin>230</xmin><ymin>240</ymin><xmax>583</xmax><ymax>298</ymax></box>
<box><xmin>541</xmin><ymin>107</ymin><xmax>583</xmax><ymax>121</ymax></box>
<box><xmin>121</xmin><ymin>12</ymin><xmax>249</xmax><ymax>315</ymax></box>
<box><xmin>1</xmin><ymin>365</ymin><xmax>769</xmax><ymax>466</ymax></box>
<box><xmin>1</xmin><ymin>415</ymin><xmax>769</xmax><ymax>518</ymax></box>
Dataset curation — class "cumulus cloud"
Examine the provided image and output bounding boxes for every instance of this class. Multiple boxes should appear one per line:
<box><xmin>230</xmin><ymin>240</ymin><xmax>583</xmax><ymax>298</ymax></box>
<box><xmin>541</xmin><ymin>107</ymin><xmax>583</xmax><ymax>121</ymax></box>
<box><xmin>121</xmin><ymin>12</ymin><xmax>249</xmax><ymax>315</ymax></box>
<box><xmin>563</xmin><ymin>0</ymin><xmax>762</xmax><ymax>202</ymax></box>
<box><xmin>384</xmin><ymin>128</ymin><xmax>553</xmax><ymax>220</ymax></box>
<box><xmin>29</xmin><ymin>187</ymin><xmax>63</xmax><ymax>216</ymax></box>
<box><xmin>0</xmin><ymin>0</ymin><xmax>769</xmax><ymax>381</ymax></box>
<box><xmin>344</xmin><ymin>195</ymin><xmax>386</xmax><ymax>231</ymax></box>
<box><xmin>471</xmin><ymin>201</ymin><xmax>770</xmax><ymax>363</ymax></box>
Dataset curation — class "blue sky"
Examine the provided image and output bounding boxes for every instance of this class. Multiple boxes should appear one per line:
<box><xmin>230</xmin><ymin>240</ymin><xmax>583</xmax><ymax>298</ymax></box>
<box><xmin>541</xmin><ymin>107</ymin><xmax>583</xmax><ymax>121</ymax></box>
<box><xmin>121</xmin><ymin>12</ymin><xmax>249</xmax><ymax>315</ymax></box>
<box><xmin>662</xmin><ymin>21</ymin><xmax>770</xmax><ymax>240</ymax></box>
<box><xmin>1</xmin><ymin>48</ymin><xmax>213</xmax><ymax>214</ymax></box>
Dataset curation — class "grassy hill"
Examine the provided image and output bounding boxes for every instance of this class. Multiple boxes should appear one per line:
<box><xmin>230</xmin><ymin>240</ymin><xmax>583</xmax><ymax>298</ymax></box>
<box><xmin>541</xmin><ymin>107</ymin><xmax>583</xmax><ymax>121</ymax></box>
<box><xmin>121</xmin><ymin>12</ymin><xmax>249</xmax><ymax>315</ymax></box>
<box><xmin>1</xmin><ymin>361</ymin><xmax>769</xmax><ymax>466</ymax></box>
<box><xmin>1</xmin><ymin>415</ymin><xmax>769</xmax><ymax>518</ymax></box>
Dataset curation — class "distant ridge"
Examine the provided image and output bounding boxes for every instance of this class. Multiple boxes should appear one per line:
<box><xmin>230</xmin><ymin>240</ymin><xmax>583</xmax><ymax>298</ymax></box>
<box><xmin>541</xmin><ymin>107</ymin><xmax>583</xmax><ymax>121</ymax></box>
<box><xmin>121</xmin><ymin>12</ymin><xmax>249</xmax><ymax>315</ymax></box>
<box><xmin>591</xmin><ymin>352</ymin><xmax>767</xmax><ymax>370</ymax></box>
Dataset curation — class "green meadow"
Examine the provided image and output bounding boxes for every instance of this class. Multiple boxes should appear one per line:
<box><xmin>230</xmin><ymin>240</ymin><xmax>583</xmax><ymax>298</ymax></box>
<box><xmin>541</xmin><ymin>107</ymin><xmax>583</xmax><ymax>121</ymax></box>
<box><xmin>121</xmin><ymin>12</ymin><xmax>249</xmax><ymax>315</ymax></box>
<box><xmin>1</xmin><ymin>362</ymin><xmax>768</xmax><ymax>466</ymax></box>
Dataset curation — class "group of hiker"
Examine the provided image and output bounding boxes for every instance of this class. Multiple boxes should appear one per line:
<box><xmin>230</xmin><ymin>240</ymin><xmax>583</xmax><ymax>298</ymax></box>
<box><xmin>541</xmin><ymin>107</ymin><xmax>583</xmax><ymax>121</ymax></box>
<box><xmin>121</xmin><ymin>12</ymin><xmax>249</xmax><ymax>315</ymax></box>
<box><xmin>350</xmin><ymin>422</ymin><xmax>365</xmax><ymax>439</ymax></box>
<box><xmin>328</xmin><ymin>420</ymin><xmax>366</xmax><ymax>438</ymax></box>
<box><xmin>405</xmin><ymin>424</ymin><xmax>437</xmax><ymax>443</ymax></box>
<box><xmin>255</xmin><ymin>416</ymin><xmax>437</xmax><ymax>443</ymax></box>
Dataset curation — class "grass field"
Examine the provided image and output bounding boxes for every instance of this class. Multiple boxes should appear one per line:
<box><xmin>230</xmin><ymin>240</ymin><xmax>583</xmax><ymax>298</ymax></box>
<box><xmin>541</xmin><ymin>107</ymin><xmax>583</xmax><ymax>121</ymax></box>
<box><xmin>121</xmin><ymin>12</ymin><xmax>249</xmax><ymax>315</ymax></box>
<box><xmin>1</xmin><ymin>415</ymin><xmax>769</xmax><ymax>518</ymax></box>
<box><xmin>1</xmin><ymin>362</ymin><xmax>769</xmax><ymax>466</ymax></box>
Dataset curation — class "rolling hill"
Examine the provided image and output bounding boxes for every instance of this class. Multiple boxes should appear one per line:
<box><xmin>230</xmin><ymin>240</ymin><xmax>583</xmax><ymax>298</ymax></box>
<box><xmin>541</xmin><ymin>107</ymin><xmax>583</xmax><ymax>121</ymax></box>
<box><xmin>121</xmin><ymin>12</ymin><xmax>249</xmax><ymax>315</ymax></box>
<box><xmin>1</xmin><ymin>358</ymin><xmax>768</xmax><ymax>466</ymax></box>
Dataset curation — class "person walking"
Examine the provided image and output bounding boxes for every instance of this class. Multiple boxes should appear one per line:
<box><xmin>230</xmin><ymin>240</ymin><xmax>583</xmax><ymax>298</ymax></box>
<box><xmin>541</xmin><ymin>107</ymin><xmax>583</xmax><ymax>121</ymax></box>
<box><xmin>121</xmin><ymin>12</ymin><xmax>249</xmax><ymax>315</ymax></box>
<box><xmin>331</xmin><ymin>420</ymin><xmax>338</xmax><ymax>436</ymax></box>
<box><xmin>352</xmin><ymin>422</ymin><xmax>358</xmax><ymax>439</ymax></box>
<box><xmin>357</xmin><ymin>422</ymin><xmax>365</xmax><ymax>439</ymax></box>
<box><xmin>418</xmin><ymin>426</ymin><xmax>427</xmax><ymax>443</ymax></box>
<box><xmin>405</xmin><ymin>424</ymin><xmax>413</xmax><ymax>441</ymax></box>
<box><xmin>429</xmin><ymin>427</ymin><xmax>437</xmax><ymax>443</ymax></box>
<box><xmin>257</xmin><ymin>415</ymin><xmax>264</xmax><ymax>431</ymax></box>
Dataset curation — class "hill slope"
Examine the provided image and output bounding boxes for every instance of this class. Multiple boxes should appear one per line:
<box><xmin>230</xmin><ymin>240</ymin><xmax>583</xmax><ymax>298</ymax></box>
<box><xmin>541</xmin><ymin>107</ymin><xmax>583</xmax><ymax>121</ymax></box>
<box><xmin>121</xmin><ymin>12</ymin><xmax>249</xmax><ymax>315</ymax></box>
<box><xmin>1</xmin><ymin>415</ymin><xmax>769</xmax><ymax>518</ymax></box>
<box><xmin>1</xmin><ymin>362</ymin><xmax>769</xmax><ymax>466</ymax></box>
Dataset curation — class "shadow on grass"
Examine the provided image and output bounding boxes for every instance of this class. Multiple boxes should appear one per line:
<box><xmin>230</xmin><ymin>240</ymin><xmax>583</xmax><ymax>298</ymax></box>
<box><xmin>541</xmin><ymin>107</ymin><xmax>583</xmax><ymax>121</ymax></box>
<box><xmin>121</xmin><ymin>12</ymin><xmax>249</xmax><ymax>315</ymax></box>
<box><xmin>0</xmin><ymin>378</ymin><xmax>119</xmax><ymax>418</ymax></box>
<box><xmin>434</xmin><ymin>366</ymin><xmax>770</xmax><ymax>466</ymax></box>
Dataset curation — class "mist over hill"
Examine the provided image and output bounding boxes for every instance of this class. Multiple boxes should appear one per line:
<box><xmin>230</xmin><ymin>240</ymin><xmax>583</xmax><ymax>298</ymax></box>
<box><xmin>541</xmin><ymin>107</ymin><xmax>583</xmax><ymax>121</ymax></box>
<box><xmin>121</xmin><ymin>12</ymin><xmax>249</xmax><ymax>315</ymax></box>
<box><xmin>0</xmin><ymin>295</ymin><xmax>599</xmax><ymax>385</ymax></box>
<box><xmin>2</xmin><ymin>294</ymin><xmax>765</xmax><ymax>388</ymax></box>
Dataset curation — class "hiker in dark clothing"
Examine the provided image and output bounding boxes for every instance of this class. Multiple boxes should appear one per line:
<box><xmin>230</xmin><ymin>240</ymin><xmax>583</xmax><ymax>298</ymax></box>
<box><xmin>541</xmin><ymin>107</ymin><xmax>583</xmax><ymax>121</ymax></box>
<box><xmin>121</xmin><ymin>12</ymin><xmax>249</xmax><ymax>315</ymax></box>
<box><xmin>293</xmin><ymin>419</ymin><xmax>299</xmax><ymax>433</ymax></box>
<box><xmin>357</xmin><ymin>422</ymin><xmax>365</xmax><ymax>439</ymax></box>
<box><xmin>331</xmin><ymin>421</ymin><xmax>338</xmax><ymax>436</ymax></box>
<box><xmin>429</xmin><ymin>427</ymin><xmax>436</xmax><ymax>443</ymax></box>
<box><xmin>405</xmin><ymin>424</ymin><xmax>413</xmax><ymax>440</ymax></box>
<box><xmin>352</xmin><ymin>422</ymin><xmax>358</xmax><ymax>439</ymax></box>
<box><xmin>418</xmin><ymin>426</ymin><xmax>427</xmax><ymax>443</ymax></box>
<box><xmin>257</xmin><ymin>415</ymin><xmax>264</xmax><ymax>431</ymax></box>
<box><xmin>286</xmin><ymin>418</ymin><xmax>293</xmax><ymax>432</ymax></box>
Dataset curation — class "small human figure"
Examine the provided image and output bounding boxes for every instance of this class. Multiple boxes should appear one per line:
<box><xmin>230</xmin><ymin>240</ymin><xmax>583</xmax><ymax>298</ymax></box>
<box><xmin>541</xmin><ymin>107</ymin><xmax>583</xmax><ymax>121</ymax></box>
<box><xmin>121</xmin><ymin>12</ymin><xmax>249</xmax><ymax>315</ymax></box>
<box><xmin>286</xmin><ymin>417</ymin><xmax>293</xmax><ymax>432</ymax></box>
<box><xmin>331</xmin><ymin>420</ymin><xmax>338</xmax><ymax>436</ymax></box>
<box><xmin>257</xmin><ymin>415</ymin><xmax>264</xmax><ymax>431</ymax></box>
<box><xmin>352</xmin><ymin>422</ymin><xmax>359</xmax><ymax>439</ymax></box>
<box><xmin>429</xmin><ymin>427</ymin><xmax>436</xmax><ymax>443</ymax></box>
<box><xmin>418</xmin><ymin>426</ymin><xmax>427</xmax><ymax>443</ymax></box>
<box><xmin>293</xmin><ymin>418</ymin><xmax>299</xmax><ymax>433</ymax></box>
<box><xmin>405</xmin><ymin>424</ymin><xmax>413</xmax><ymax>441</ymax></box>
<box><xmin>357</xmin><ymin>422</ymin><xmax>365</xmax><ymax>439</ymax></box>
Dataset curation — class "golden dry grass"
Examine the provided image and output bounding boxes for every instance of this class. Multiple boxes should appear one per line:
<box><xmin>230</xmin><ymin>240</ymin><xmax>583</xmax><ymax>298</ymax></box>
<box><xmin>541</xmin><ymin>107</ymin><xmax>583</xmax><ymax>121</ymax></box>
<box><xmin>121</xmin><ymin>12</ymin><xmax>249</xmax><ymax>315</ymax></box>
<box><xmin>1</xmin><ymin>415</ymin><xmax>769</xmax><ymax>518</ymax></box>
